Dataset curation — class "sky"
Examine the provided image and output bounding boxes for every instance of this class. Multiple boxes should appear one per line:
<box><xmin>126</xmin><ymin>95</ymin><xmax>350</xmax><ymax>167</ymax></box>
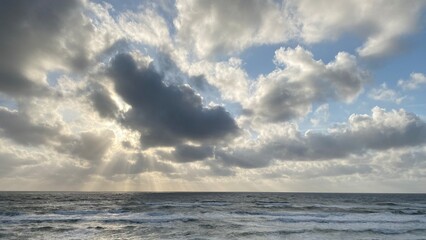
<box><xmin>0</xmin><ymin>0</ymin><xmax>426</xmax><ymax>192</ymax></box>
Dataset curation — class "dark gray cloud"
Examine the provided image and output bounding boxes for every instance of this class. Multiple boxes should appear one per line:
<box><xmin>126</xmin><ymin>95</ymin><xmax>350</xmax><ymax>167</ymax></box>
<box><xmin>172</xmin><ymin>144</ymin><xmax>214</xmax><ymax>162</ymax></box>
<box><xmin>89</xmin><ymin>85</ymin><xmax>119</xmax><ymax>118</ymax></box>
<box><xmin>0</xmin><ymin>0</ymin><xmax>91</xmax><ymax>97</ymax></box>
<box><xmin>0</xmin><ymin>107</ymin><xmax>113</xmax><ymax>163</ymax></box>
<box><xmin>216</xmin><ymin>149</ymin><xmax>270</xmax><ymax>169</ymax></box>
<box><xmin>0</xmin><ymin>72</ymin><xmax>50</xmax><ymax>97</ymax></box>
<box><xmin>108</xmin><ymin>53</ymin><xmax>238</xmax><ymax>147</ymax></box>
<box><xmin>0</xmin><ymin>107</ymin><xmax>60</xmax><ymax>146</ymax></box>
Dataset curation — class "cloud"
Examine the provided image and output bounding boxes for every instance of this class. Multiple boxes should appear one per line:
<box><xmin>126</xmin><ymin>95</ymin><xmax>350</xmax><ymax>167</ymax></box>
<box><xmin>187</xmin><ymin>57</ymin><xmax>250</xmax><ymax>103</ymax></box>
<box><xmin>102</xmin><ymin>152</ymin><xmax>175</xmax><ymax>176</ymax></box>
<box><xmin>398</xmin><ymin>72</ymin><xmax>426</xmax><ymax>90</ymax></box>
<box><xmin>218</xmin><ymin>107</ymin><xmax>426</xmax><ymax>168</ymax></box>
<box><xmin>108</xmin><ymin>53</ymin><xmax>238</xmax><ymax>147</ymax></box>
<box><xmin>288</xmin><ymin>0</ymin><xmax>426</xmax><ymax>59</ymax></box>
<box><xmin>174</xmin><ymin>0</ymin><xmax>425</xmax><ymax>60</ymax></box>
<box><xmin>172</xmin><ymin>144</ymin><xmax>214</xmax><ymax>163</ymax></box>
<box><xmin>86</xmin><ymin>1</ymin><xmax>174</xmax><ymax>59</ymax></box>
<box><xmin>118</xmin><ymin>8</ymin><xmax>172</xmax><ymax>48</ymax></box>
<box><xmin>369</xmin><ymin>83</ymin><xmax>404</xmax><ymax>104</ymax></box>
<box><xmin>57</xmin><ymin>130</ymin><xmax>115</xmax><ymax>162</ymax></box>
<box><xmin>174</xmin><ymin>0</ymin><xmax>294</xmax><ymax>58</ymax></box>
<box><xmin>310</xmin><ymin>104</ymin><xmax>329</xmax><ymax>126</ymax></box>
<box><xmin>251</xmin><ymin>46</ymin><xmax>369</xmax><ymax>122</ymax></box>
<box><xmin>0</xmin><ymin>107</ymin><xmax>60</xmax><ymax>146</ymax></box>
<box><xmin>263</xmin><ymin>161</ymin><xmax>374</xmax><ymax>179</ymax></box>
<box><xmin>0</xmin><ymin>151</ymin><xmax>39</xmax><ymax>177</ymax></box>
<box><xmin>0</xmin><ymin>0</ymin><xmax>93</xmax><ymax>97</ymax></box>
<box><xmin>0</xmin><ymin>0</ymin><xmax>425</xmax><ymax>191</ymax></box>
<box><xmin>89</xmin><ymin>85</ymin><xmax>119</xmax><ymax>118</ymax></box>
<box><xmin>0</xmin><ymin>72</ymin><xmax>50</xmax><ymax>97</ymax></box>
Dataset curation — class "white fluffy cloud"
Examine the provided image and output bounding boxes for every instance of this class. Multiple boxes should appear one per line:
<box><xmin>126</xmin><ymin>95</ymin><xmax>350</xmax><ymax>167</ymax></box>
<box><xmin>289</xmin><ymin>0</ymin><xmax>425</xmax><ymax>58</ymax></box>
<box><xmin>369</xmin><ymin>83</ymin><xmax>404</xmax><ymax>104</ymax></box>
<box><xmin>250</xmin><ymin>46</ymin><xmax>369</xmax><ymax>122</ymax></box>
<box><xmin>174</xmin><ymin>0</ymin><xmax>295</xmax><ymax>58</ymax></box>
<box><xmin>398</xmin><ymin>72</ymin><xmax>426</xmax><ymax>90</ymax></box>
<box><xmin>173</xmin><ymin>0</ymin><xmax>426</xmax><ymax>59</ymax></box>
<box><xmin>187</xmin><ymin>57</ymin><xmax>250</xmax><ymax>103</ymax></box>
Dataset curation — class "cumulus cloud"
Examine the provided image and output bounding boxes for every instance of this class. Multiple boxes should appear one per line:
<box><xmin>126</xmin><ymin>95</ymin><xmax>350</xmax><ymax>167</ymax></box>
<box><xmin>89</xmin><ymin>84</ymin><xmax>119</xmax><ymax>118</ymax></box>
<box><xmin>108</xmin><ymin>53</ymin><xmax>238</xmax><ymax>147</ymax></box>
<box><xmin>218</xmin><ymin>107</ymin><xmax>426</xmax><ymax>168</ymax></box>
<box><xmin>369</xmin><ymin>83</ymin><xmax>404</xmax><ymax>104</ymax></box>
<box><xmin>118</xmin><ymin>9</ymin><xmax>172</xmax><ymax>48</ymax></box>
<box><xmin>174</xmin><ymin>0</ymin><xmax>294</xmax><ymax>58</ymax></box>
<box><xmin>0</xmin><ymin>0</ymin><xmax>93</xmax><ymax>97</ymax></box>
<box><xmin>187</xmin><ymin>57</ymin><xmax>250</xmax><ymax>103</ymax></box>
<box><xmin>174</xmin><ymin>0</ymin><xmax>425</xmax><ymax>60</ymax></box>
<box><xmin>0</xmin><ymin>107</ymin><xmax>60</xmax><ymax>146</ymax></box>
<box><xmin>57</xmin><ymin>130</ymin><xmax>115</xmax><ymax>162</ymax></box>
<box><xmin>172</xmin><ymin>144</ymin><xmax>214</xmax><ymax>163</ymax></box>
<box><xmin>398</xmin><ymin>72</ymin><xmax>426</xmax><ymax>90</ymax></box>
<box><xmin>1</xmin><ymin>0</ymin><xmax>425</xmax><ymax>191</ymax></box>
<box><xmin>287</xmin><ymin>0</ymin><xmax>425</xmax><ymax>59</ymax></box>
<box><xmin>251</xmin><ymin>46</ymin><xmax>369</xmax><ymax>122</ymax></box>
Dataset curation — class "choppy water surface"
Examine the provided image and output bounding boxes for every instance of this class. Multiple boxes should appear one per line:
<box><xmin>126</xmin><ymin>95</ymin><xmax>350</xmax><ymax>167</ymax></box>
<box><xmin>1</xmin><ymin>192</ymin><xmax>426</xmax><ymax>239</ymax></box>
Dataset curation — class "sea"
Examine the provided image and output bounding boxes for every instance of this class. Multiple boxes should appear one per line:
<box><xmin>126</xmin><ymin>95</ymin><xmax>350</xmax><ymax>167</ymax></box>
<box><xmin>0</xmin><ymin>192</ymin><xmax>425</xmax><ymax>239</ymax></box>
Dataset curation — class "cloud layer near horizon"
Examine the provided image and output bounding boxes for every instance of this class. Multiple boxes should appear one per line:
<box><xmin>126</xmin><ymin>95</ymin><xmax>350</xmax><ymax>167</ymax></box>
<box><xmin>0</xmin><ymin>0</ymin><xmax>426</xmax><ymax>192</ymax></box>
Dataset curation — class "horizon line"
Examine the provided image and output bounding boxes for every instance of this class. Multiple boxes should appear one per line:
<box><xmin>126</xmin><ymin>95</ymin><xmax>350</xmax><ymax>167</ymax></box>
<box><xmin>1</xmin><ymin>190</ymin><xmax>425</xmax><ymax>194</ymax></box>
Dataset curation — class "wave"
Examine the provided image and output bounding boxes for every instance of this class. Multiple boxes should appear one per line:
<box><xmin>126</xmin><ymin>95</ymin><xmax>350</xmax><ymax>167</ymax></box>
<box><xmin>231</xmin><ymin>210</ymin><xmax>426</xmax><ymax>224</ymax></box>
<box><xmin>199</xmin><ymin>200</ymin><xmax>230</xmax><ymax>206</ymax></box>
<box><xmin>391</xmin><ymin>209</ymin><xmax>426</xmax><ymax>215</ymax></box>
<box><xmin>0</xmin><ymin>211</ymin><xmax>21</xmax><ymax>216</ymax></box>
<box><xmin>230</xmin><ymin>227</ymin><xmax>426</xmax><ymax>238</ymax></box>
<box><xmin>143</xmin><ymin>201</ymin><xmax>231</xmax><ymax>209</ymax></box>
<box><xmin>376</xmin><ymin>202</ymin><xmax>399</xmax><ymax>206</ymax></box>
<box><xmin>315</xmin><ymin>227</ymin><xmax>426</xmax><ymax>235</ymax></box>
<box><xmin>54</xmin><ymin>210</ymin><xmax>102</xmax><ymax>216</ymax></box>
<box><xmin>0</xmin><ymin>211</ymin><xmax>199</xmax><ymax>225</ymax></box>
<box><xmin>272</xmin><ymin>217</ymin><xmax>425</xmax><ymax>224</ymax></box>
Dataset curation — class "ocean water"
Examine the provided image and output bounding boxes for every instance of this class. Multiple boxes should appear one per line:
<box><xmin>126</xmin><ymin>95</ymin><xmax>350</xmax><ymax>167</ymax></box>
<box><xmin>0</xmin><ymin>192</ymin><xmax>425</xmax><ymax>239</ymax></box>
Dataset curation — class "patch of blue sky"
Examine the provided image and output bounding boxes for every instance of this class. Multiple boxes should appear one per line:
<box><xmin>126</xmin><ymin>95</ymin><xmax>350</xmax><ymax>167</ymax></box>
<box><xmin>370</xmin><ymin>30</ymin><xmax>426</xmax><ymax>87</ymax></box>
<box><xmin>239</xmin><ymin>32</ymin><xmax>365</xmax><ymax>80</ymax></box>
<box><xmin>92</xmin><ymin>0</ymin><xmax>145</xmax><ymax>13</ymax></box>
<box><xmin>239</xmin><ymin>43</ymin><xmax>290</xmax><ymax>80</ymax></box>
<box><xmin>46</xmin><ymin>70</ymin><xmax>65</xmax><ymax>87</ymax></box>
<box><xmin>306</xmin><ymin>33</ymin><xmax>365</xmax><ymax>64</ymax></box>
<box><xmin>222</xmin><ymin>101</ymin><xmax>244</xmax><ymax>118</ymax></box>
<box><xmin>366</xmin><ymin>21</ymin><xmax>426</xmax><ymax>118</ymax></box>
<box><xmin>0</xmin><ymin>95</ymin><xmax>17</xmax><ymax>111</ymax></box>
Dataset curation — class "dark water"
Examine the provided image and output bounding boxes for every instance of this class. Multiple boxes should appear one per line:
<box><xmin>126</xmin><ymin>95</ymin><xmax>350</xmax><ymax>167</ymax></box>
<box><xmin>1</xmin><ymin>192</ymin><xmax>426</xmax><ymax>239</ymax></box>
